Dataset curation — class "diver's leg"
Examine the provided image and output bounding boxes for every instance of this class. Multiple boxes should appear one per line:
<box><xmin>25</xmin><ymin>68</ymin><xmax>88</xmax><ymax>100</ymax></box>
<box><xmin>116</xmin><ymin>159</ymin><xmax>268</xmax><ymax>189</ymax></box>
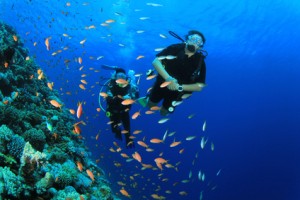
<box><xmin>110</xmin><ymin>113</ymin><xmax>122</xmax><ymax>140</ymax></box>
<box><xmin>161</xmin><ymin>92</ymin><xmax>178</xmax><ymax>116</ymax></box>
<box><xmin>147</xmin><ymin>81</ymin><xmax>163</xmax><ymax>109</ymax></box>
<box><xmin>121</xmin><ymin>111</ymin><xmax>134</xmax><ymax>148</ymax></box>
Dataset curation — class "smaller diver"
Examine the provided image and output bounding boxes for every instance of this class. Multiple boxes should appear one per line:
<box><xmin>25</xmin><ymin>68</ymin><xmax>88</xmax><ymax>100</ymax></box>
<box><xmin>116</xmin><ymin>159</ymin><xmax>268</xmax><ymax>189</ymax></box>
<box><xmin>100</xmin><ymin>65</ymin><xmax>139</xmax><ymax>148</ymax></box>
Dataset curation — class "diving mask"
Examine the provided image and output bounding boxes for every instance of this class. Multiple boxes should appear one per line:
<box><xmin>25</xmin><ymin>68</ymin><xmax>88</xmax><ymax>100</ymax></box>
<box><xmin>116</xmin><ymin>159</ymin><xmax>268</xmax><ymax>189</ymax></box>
<box><xmin>186</xmin><ymin>34</ymin><xmax>203</xmax><ymax>53</ymax></box>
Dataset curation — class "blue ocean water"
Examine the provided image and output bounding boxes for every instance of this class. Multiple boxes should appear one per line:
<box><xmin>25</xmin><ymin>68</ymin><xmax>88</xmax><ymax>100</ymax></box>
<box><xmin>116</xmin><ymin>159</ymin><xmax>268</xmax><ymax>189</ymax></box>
<box><xmin>2</xmin><ymin>0</ymin><xmax>300</xmax><ymax>200</ymax></box>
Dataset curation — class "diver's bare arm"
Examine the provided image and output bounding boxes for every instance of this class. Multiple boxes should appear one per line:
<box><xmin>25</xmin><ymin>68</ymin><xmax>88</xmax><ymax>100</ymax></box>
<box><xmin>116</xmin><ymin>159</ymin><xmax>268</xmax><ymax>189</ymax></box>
<box><xmin>180</xmin><ymin>83</ymin><xmax>205</xmax><ymax>92</ymax></box>
<box><xmin>152</xmin><ymin>58</ymin><xmax>174</xmax><ymax>81</ymax></box>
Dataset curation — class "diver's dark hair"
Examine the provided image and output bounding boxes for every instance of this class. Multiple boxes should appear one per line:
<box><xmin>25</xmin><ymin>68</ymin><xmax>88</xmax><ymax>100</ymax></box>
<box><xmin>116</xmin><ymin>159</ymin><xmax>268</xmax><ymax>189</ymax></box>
<box><xmin>185</xmin><ymin>30</ymin><xmax>206</xmax><ymax>46</ymax></box>
<box><xmin>115</xmin><ymin>68</ymin><xmax>126</xmax><ymax>74</ymax></box>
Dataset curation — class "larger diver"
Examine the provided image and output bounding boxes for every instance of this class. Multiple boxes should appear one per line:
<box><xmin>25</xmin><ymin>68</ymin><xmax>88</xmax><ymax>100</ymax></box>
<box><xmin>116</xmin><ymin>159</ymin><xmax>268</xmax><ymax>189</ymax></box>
<box><xmin>141</xmin><ymin>30</ymin><xmax>208</xmax><ymax>116</ymax></box>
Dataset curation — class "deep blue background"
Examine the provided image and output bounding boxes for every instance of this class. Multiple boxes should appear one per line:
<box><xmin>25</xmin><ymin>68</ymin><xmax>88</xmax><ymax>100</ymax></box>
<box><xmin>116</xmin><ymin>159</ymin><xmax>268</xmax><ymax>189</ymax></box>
<box><xmin>2</xmin><ymin>0</ymin><xmax>300</xmax><ymax>199</ymax></box>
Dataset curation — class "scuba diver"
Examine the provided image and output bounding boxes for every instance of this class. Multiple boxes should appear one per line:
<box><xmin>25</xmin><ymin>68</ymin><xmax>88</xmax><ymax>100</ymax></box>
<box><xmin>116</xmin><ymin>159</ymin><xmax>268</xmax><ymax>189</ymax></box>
<box><xmin>140</xmin><ymin>30</ymin><xmax>208</xmax><ymax>116</ymax></box>
<box><xmin>100</xmin><ymin>65</ymin><xmax>139</xmax><ymax>148</ymax></box>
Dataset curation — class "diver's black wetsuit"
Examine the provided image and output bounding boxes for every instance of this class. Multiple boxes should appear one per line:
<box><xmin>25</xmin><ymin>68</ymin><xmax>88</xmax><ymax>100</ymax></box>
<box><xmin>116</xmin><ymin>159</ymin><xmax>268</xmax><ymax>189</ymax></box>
<box><xmin>149</xmin><ymin>43</ymin><xmax>206</xmax><ymax>112</ymax></box>
<box><xmin>106</xmin><ymin>78</ymin><xmax>138</xmax><ymax>147</ymax></box>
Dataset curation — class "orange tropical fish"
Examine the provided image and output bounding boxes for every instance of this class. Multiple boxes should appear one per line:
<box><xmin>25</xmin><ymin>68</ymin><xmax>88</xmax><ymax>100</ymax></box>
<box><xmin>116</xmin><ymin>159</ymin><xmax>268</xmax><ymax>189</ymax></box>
<box><xmin>120</xmin><ymin>153</ymin><xmax>129</xmax><ymax>158</ymax></box>
<box><xmin>95</xmin><ymin>133</ymin><xmax>99</xmax><ymax>140</ymax></box>
<box><xmin>154</xmin><ymin>157</ymin><xmax>168</xmax><ymax>164</ymax></box>
<box><xmin>137</xmin><ymin>141</ymin><xmax>148</xmax><ymax>148</ymax></box>
<box><xmin>146</xmin><ymin>74</ymin><xmax>157</xmax><ymax>80</ymax></box>
<box><xmin>49</xmin><ymin>100</ymin><xmax>62</xmax><ymax>108</ymax></box>
<box><xmin>132</xmin><ymin>151</ymin><xmax>142</xmax><ymax>163</ymax></box>
<box><xmin>115</xmin><ymin>78</ymin><xmax>128</xmax><ymax>86</ymax></box>
<box><xmin>117</xmin><ymin>181</ymin><xmax>126</xmax><ymax>186</ymax></box>
<box><xmin>151</xmin><ymin>194</ymin><xmax>164</xmax><ymax>200</ymax></box>
<box><xmin>80</xmin><ymin>80</ymin><xmax>87</xmax><ymax>85</ymax></box>
<box><xmin>78</xmin><ymin>57</ymin><xmax>82</xmax><ymax>64</ymax></box>
<box><xmin>4</xmin><ymin>62</ymin><xmax>9</xmax><ymax>68</ymax></box>
<box><xmin>13</xmin><ymin>35</ymin><xmax>18</xmax><ymax>42</ymax></box>
<box><xmin>141</xmin><ymin>163</ymin><xmax>153</xmax><ymax>169</ymax></box>
<box><xmin>76</xmin><ymin>161</ymin><xmax>83</xmax><ymax>171</ymax></box>
<box><xmin>131</xmin><ymin>110</ymin><xmax>141</xmax><ymax>119</ymax></box>
<box><xmin>170</xmin><ymin>140</ymin><xmax>181</xmax><ymax>147</ymax></box>
<box><xmin>87</xmin><ymin>25</ymin><xmax>96</xmax><ymax>29</ymax></box>
<box><xmin>146</xmin><ymin>148</ymin><xmax>154</xmax><ymax>152</ymax></box>
<box><xmin>96</xmin><ymin>108</ymin><xmax>101</xmax><ymax>112</ymax></box>
<box><xmin>156</xmin><ymin>162</ymin><xmax>163</xmax><ymax>171</ymax></box>
<box><xmin>133</xmin><ymin>130</ymin><xmax>142</xmax><ymax>134</ymax></box>
<box><xmin>145</xmin><ymin>110</ymin><xmax>155</xmax><ymax>115</ymax></box>
<box><xmin>2</xmin><ymin>100</ymin><xmax>9</xmax><ymax>105</ymax></box>
<box><xmin>77</xmin><ymin>102</ymin><xmax>83</xmax><ymax>118</ymax></box>
<box><xmin>73</xmin><ymin>124</ymin><xmax>81</xmax><ymax>134</ymax></box>
<box><xmin>179</xmin><ymin>148</ymin><xmax>185</xmax><ymax>154</ymax></box>
<box><xmin>86</xmin><ymin>169</ymin><xmax>95</xmax><ymax>182</ymax></box>
<box><xmin>113</xmin><ymin>141</ymin><xmax>119</xmax><ymax>147</ymax></box>
<box><xmin>150</xmin><ymin>106</ymin><xmax>161</xmax><ymax>111</ymax></box>
<box><xmin>120</xmin><ymin>187</ymin><xmax>131</xmax><ymax>198</ymax></box>
<box><xmin>121</xmin><ymin>99</ymin><xmax>135</xmax><ymax>105</ymax></box>
<box><xmin>45</xmin><ymin>37</ymin><xmax>50</xmax><ymax>50</ymax></box>
<box><xmin>52</xmin><ymin>133</ymin><xmax>58</xmax><ymax>140</ymax></box>
<box><xmin>105</xmin><ymin>19</ymin><xmax>115</xmax><ymax>23</ymax></box>
<box><xmin>136</xmin><ymin>55</ymin><xmax>145</xmax><ymax>60</ymax></box>
<box><xmin>160</xmin><ymin>81</ymin><xmax>171</xmax><ymax>88</ymax></box>
<box><xmin>47</xmin><ymin>82</ymin><xmax>54</xmax><ymax>90</ymax></box>
<box><xmin>69</xmin><ymin>109</ymin><xmax>75</xmax><ymax>114</ymax></box>
<box><xmin>79</xmin><ymin>84</ymin><xmax>86</xmax><ymax>90</ymax></box>
<box><xmin>150</xmin><ymin>138</ymin><xmax>164</xmax><ymax>144</ymax></box>
<box><xmin>38</xmin><ymin>72</ymin><xmax>44</xmax><ymax>80</ymax></box>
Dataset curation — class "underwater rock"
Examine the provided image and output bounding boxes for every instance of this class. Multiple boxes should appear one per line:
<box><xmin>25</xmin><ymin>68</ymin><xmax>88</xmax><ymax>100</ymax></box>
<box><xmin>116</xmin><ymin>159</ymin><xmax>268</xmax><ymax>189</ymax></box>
<box><xmin>0</xmin><ymin>21</ymin><xmax>119</xmax><ymax>200</ymax></box>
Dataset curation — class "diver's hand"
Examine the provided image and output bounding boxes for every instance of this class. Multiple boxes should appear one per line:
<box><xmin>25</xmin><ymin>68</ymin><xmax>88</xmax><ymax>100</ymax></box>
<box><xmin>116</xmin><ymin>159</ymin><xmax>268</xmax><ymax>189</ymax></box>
<box><xmin>167</xmin><ymin>81</ymin><xmax>179</xmax><ymax>91</ymax></box>
<box><xmin>123</xmin><ymin>94</ymin><xmax>131</xmax><ymax>99</ymax></box>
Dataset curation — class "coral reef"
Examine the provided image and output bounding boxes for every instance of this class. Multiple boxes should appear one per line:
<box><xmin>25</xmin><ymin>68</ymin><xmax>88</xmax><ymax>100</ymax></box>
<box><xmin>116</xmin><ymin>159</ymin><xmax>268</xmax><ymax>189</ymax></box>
<box><xmin>0</xmin><ymin>21</ymin><xmax>120</xmax><ymax>200</ymax></box>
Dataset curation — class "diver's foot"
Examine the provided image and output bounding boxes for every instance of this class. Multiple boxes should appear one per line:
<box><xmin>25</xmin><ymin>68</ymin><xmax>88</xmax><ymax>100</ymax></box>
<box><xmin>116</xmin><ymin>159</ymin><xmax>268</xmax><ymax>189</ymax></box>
<box><xmin>137</xmin><ymin>96</ymin><xmax>149</xmax><ymax>107</ymax></box>
<box><xmin>160</xmin><ymin>107</ymin><xmax>170</xmax><ymax>116</ymax></box>
<box><xmin>113</xmin><ymin>127</ymin><xmax>122</xmax><ymax>141</ymax></box>
<box><xmin>146</xmin><ymin>99</ymin><xmax>158</xmax><ymax>109</ymax></box>
<box><xmin>115</xmin><ymin>132</ymin><xmax>122</xmax><ymax>141</ymax></box>
<box><xmin>125</xmin><ymin>134</ymin><xmax>135</xmax><ymax>149</ymax></box>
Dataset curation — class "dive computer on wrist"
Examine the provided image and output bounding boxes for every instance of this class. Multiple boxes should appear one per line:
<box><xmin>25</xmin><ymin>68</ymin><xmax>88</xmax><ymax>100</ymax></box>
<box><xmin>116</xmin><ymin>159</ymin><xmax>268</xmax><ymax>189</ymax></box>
<box><xmin>178</xmin><ymin>85</ymin><xmax>183</xmax><ymax>92</ymax></box>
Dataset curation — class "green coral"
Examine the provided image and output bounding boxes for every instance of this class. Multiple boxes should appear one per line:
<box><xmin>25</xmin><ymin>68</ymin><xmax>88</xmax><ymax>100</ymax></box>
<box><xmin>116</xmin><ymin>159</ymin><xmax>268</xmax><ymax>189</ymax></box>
<box><xmin>0</xmin><ymin>152</ymin><xmax>17</xmax><ymax>165</ymax></box>
<box><xmin>0</xmin><ymin>124</ymin><xmax>13</xmax><ymax>153</ymax></box>
<box><xmin>52</xmin><ymin>186</ymin><xmax>82</xmax><ymax>200</ymax></box>
<box><xmin>35</xmin><ymin>172</ymin><xmax>54</xmax><ymax>195</ymax></box>
<box><xmin>23</xmin><ymin>128</ymin><xmax>46</xmax><ymax>151</ymax></box>
<box><xmin>0</xmin><ymin>167</ymin><xmax>22</xmax><ymax>197</ymax></box>
<box><xmin>55</xmin><ymin>163</ymin><xmax>77</xmax><ymax>188</ymax></box>
<box><xmin>48</xmin><ymin>147</ymin><xmax>68</xmax><ymax>163</ymax></box>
